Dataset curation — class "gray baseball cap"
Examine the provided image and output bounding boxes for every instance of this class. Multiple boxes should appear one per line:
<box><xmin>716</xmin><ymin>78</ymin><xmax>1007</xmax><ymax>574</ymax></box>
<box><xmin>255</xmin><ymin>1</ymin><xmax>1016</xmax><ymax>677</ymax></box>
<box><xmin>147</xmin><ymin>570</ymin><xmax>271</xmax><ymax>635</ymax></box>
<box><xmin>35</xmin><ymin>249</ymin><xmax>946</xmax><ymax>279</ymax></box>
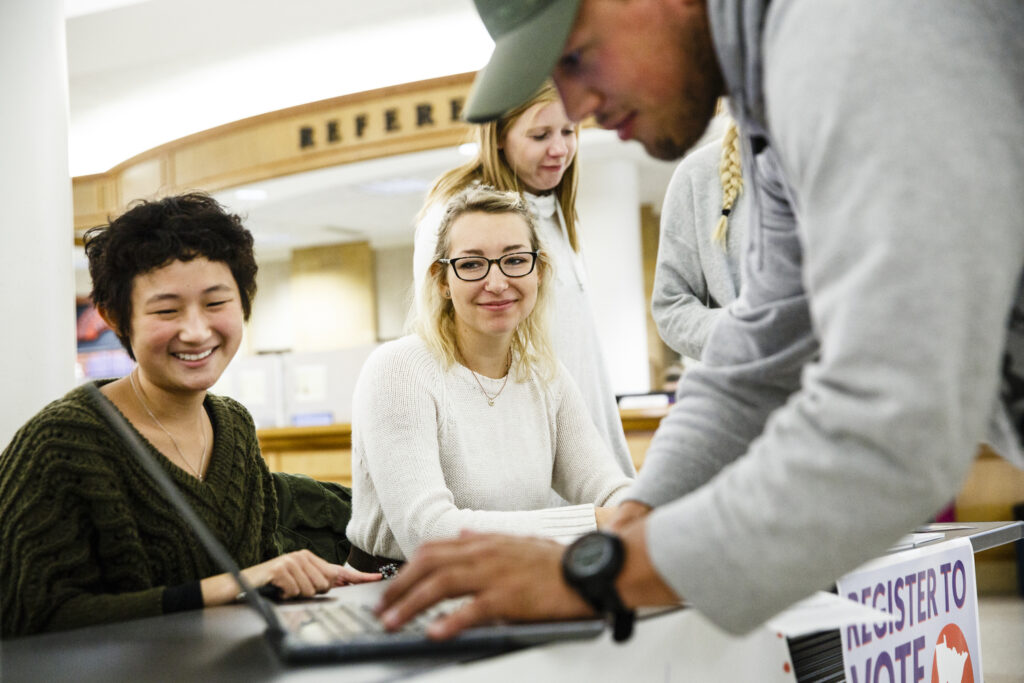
<box><xmin>465</xmin><ymin>0</ymin><xmax>582</xmax><ymax>123</ymax></box>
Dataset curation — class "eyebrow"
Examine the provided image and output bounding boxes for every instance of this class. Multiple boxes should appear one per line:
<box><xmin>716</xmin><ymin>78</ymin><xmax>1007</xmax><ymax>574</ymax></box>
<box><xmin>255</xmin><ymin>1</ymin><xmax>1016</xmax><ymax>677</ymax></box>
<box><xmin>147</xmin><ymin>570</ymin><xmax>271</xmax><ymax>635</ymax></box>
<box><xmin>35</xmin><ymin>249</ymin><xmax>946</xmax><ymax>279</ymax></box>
<box><xmin>143</xmin><ymin>284</ymin><xmax>234</xmax><ymax>306</ymax></box>
<box><xmin>454</xmin><ymin>244</ymin><xmax>528</xmax><ymax>256</ymax></box>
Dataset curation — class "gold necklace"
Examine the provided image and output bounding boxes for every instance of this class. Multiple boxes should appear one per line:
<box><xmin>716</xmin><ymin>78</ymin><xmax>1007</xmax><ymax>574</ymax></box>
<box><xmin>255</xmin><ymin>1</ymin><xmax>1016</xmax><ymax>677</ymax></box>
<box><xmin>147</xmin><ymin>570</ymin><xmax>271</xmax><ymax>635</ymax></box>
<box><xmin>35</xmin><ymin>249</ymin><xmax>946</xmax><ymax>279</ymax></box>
<box><xmin>463</xmin><ymin>349</ymin><xmax>512</xmax><ymax>407</ymax></box>
<box><xmin>128</xmin><ymin>368</ymin><xmax>209</xmax><ymax>480</ymax></box>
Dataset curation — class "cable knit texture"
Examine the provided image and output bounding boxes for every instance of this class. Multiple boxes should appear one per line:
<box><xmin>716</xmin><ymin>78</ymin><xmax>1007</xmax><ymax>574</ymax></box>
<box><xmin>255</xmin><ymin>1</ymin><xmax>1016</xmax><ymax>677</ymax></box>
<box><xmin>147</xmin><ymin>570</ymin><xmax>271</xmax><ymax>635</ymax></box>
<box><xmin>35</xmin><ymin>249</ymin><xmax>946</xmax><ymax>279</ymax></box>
<box><xmin>345</xmin><ymin>335</ymin><xmax>633</xmax><ymax>560</ymax></box>
<box><xmin>0</xmin><ymin>380</ymin><xmax>279</xmax><ymax>637</ymax></box>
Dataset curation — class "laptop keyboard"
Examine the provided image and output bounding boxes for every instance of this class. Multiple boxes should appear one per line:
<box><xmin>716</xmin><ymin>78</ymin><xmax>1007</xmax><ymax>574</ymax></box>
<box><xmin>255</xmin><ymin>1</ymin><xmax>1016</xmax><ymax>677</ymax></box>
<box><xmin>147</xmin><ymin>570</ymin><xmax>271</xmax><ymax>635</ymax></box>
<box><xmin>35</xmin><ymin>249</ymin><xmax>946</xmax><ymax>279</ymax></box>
<box><xmin>281</xmin><ymin>598</ymin><xmax>468</xmax><ymax>640</ymax></box>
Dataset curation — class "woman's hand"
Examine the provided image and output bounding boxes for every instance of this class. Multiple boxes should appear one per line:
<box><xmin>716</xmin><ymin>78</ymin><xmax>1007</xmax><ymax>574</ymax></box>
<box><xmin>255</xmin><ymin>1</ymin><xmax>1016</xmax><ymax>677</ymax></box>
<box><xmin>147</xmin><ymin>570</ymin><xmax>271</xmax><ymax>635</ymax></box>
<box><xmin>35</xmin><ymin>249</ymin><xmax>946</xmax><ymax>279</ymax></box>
<box><xmin>594</xmin><ymin>506</ymin><xmax>618</xmax><ymax>529</ymax></box>
<box><xmin>606</xmin><ymin>500</ymin><xmax>652</xmax><ymax>533</ymax></box>
<box><xmin>335</xmin><ymin>565</ymin><xmax>382</xmax><ymax>586</ymax></box>
<box><xmin>241</xmin><ymin>550</ymin><xmax>337</xmax><ymax>599</ymax></box>
<box><xmin>201</xmin><ymin>550</ymin><xmax>381</xmax><ymax>606</ymax></box>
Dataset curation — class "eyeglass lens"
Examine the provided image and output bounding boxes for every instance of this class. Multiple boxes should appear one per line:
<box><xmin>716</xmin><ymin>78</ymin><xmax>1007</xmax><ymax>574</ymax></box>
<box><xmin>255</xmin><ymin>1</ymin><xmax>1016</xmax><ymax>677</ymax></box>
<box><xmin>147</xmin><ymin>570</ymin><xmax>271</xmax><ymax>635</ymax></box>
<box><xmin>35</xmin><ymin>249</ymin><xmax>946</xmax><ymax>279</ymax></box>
<box><xmin>453</xmin><ymin>253</ymin><xmax>535</xmax><ymax>280</ymax></box>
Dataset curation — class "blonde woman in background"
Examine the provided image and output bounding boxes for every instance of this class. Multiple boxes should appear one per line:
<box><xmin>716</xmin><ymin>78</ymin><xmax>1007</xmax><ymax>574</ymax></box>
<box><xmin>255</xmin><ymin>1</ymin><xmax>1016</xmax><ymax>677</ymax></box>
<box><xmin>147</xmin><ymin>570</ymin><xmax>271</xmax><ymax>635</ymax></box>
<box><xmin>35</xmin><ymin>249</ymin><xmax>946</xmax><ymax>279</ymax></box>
<box><xmin>652</xmin><ymin>121</ymin><xmax>749</xmax><ymax>362</ymax></box>
<box><xmin>346</xmin><ymin>187</ymin><xmax>632</xmax><ymax>574</ymax></box>
<box><xmin>413</xmin><ymin>82</ymin><xmax>634</xmax><ymax>481</ymax></box>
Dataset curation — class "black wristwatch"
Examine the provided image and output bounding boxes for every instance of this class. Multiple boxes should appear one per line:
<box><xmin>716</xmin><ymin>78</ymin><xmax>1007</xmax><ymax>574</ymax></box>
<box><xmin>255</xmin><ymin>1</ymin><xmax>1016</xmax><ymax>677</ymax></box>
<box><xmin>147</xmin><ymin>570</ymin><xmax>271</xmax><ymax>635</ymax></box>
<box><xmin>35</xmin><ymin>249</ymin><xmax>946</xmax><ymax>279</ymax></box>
<box><xmin>562</xmin><ymin>531</ymin><xmax>636</xmax><ymax>642</ymax></box>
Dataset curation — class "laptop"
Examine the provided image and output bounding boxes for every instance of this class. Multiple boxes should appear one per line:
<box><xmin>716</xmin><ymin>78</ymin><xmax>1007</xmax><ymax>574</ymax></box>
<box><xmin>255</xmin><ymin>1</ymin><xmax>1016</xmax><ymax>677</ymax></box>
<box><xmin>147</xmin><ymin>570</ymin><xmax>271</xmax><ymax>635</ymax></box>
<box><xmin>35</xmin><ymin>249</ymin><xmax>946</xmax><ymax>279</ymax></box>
<box><xmin>85</xmin><ymin>383</ymin><xmax>606</xmax><ymax>663</ymax></box>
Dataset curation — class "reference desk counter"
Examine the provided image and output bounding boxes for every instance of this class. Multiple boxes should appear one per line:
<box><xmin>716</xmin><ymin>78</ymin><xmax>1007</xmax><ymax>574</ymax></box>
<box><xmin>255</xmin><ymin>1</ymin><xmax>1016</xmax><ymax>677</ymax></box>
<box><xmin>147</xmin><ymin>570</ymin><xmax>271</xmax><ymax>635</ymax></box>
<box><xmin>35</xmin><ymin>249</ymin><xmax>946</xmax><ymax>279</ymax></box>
<box><xmin>3</xmin><ymin>522</ymin><xmax>1019</xmax><ymax>683</ymax></box>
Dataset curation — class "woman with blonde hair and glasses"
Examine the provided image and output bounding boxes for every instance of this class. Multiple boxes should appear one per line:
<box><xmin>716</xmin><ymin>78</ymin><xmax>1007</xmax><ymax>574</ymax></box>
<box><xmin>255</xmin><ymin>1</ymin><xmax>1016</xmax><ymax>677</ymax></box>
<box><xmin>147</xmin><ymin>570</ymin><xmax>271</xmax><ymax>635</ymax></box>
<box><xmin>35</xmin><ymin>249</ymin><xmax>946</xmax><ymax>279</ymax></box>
<box><xmin>413</xmin><ymin>81</ymin><xmax>635</xmax><ymax>482</ymax></box>
<box><xmin>346</xmin><ymin>187</ymin><xmax>632</xmax><ymax>574</ymax></box>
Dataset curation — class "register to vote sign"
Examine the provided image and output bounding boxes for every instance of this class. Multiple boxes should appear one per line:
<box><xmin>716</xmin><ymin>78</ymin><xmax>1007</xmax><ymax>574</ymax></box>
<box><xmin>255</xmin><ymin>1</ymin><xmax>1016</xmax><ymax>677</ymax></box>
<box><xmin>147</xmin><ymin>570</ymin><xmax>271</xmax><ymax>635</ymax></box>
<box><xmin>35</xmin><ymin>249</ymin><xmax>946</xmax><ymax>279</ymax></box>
<box><xmin>836</xmin><ymin>537</ymin><xmax>981</xmax><ymax>683</ymax></box>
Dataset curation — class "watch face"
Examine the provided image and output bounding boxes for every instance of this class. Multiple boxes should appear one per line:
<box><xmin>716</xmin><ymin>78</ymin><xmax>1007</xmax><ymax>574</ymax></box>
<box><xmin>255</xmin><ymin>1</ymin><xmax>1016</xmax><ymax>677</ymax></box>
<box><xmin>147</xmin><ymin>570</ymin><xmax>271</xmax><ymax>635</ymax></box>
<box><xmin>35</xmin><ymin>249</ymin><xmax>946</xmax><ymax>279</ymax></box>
<box><xmin>571</xmin><ymin>534</ymin><xmax>613</xmax><ymax>576</ymax></box>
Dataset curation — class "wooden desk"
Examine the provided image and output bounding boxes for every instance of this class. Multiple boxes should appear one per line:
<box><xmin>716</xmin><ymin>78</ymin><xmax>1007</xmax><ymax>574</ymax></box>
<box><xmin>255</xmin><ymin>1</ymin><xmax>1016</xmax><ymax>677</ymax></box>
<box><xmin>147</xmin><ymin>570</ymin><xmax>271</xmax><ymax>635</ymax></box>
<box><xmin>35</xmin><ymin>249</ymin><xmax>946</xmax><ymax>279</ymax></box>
<box><xmin>4</xmin><ymin>523</ymin><xmax>1019</xmax><ymax>682</ymax></box>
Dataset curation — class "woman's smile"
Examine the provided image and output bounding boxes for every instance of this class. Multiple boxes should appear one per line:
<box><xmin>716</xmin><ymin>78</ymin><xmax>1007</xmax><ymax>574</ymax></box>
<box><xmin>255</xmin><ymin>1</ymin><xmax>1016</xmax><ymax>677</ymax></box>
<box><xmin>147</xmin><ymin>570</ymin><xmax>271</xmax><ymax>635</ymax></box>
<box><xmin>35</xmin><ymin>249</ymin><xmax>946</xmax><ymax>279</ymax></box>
<box><xmin>478</xmin><ymin>298</ymin><xmax>517</xmax><ymax>312</ymax></box>
<box><xmin>171</xmin><ymin>346</ymin><xmax>218</xmax><ymax>365</ymax></box>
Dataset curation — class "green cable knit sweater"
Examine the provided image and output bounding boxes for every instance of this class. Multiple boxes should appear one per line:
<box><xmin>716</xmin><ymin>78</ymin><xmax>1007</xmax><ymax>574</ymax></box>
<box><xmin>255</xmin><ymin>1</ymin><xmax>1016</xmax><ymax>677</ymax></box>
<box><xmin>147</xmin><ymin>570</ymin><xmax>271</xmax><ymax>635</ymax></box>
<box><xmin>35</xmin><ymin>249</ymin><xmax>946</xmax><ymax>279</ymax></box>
<box><xmin>0</xmin><ymin>381</ymin><xmax>280</xmax><ymax>637</ymax></box>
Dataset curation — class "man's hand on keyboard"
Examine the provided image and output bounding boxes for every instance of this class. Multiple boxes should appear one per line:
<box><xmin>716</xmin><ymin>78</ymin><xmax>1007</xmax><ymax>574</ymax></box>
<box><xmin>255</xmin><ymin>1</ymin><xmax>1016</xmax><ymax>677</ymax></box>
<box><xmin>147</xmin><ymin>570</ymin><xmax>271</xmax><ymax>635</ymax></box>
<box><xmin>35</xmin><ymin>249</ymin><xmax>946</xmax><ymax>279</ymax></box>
<box><xmin>375</xmin><ymin>532</ymin><xmax>593</xmax><ymax>639</ymax></box>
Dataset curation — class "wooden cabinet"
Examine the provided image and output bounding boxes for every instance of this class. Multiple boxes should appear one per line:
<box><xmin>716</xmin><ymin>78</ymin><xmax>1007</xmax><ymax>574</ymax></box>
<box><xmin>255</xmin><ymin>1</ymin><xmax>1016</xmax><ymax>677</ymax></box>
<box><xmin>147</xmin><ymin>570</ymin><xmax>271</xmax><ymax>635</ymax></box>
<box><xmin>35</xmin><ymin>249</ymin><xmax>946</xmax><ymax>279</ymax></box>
<box><xmin>956</xmin><ymin>445</ymin><xmax>1024</xmax><ymax>593</ymax></box>
<box><xmin>258</xmin><ymin>424</ymin><xmax>353</xmax><ymax>486</ymax></box>
<box><xmin>620</xmin><ymin>407</ymin><xmax>666</xmax><ymax>470</ymax></box>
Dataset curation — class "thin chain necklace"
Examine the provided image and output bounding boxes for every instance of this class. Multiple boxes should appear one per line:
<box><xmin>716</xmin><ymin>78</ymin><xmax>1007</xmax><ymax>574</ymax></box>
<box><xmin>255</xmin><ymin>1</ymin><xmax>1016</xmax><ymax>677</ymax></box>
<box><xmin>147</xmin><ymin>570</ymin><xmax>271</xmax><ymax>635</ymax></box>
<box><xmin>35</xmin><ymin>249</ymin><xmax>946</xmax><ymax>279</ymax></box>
<box><xmin>129</xmin><ymin>368</ymin><xmax>208</xmax><ymax>480</ymax></box>
<box><xmin>460</xmin><ymin>346</ymin><xmax>512</xmax><ymax>407</ymax></box>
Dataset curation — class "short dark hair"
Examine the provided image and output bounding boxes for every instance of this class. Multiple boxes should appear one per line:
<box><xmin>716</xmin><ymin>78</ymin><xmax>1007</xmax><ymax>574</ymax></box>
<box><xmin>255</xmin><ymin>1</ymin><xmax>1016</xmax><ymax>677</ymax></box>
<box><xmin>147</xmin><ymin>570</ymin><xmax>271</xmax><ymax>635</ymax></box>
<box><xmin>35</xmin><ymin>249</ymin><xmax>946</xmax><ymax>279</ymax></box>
<box><xmin>83</xmin><ymin>192</ymin><xmax>257</xmax><ymax>359</ymax></box>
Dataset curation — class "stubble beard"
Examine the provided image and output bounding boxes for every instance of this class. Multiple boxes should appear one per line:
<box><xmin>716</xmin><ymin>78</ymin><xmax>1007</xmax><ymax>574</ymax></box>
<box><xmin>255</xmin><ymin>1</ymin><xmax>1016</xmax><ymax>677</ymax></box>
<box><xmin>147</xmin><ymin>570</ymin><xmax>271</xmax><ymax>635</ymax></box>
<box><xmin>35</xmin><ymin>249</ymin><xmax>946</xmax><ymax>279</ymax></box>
<box><xmin>646</xmin><ymin>133</ymin><xmax>700</xmax><ymax>161</ymax></box>
<box><xmin>642</xmin><ymin>103</ymin><xmax>716</xmax><ymax>160</ymax></box>
<box><xmin>644</xmin><ymin>10</ymin><xmax>726</xmax><ymax>161</ymax></box>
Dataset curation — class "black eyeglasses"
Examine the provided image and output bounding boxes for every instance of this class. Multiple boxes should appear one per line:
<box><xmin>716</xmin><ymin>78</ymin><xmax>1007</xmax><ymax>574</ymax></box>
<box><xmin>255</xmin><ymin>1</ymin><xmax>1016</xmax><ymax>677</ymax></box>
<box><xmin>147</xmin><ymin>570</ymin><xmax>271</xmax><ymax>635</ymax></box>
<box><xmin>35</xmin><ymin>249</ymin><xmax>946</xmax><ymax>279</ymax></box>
<box><xmin>438</xmin><ymin>251</ymin><xmax>539</xmax><ymax>281</ymax></box>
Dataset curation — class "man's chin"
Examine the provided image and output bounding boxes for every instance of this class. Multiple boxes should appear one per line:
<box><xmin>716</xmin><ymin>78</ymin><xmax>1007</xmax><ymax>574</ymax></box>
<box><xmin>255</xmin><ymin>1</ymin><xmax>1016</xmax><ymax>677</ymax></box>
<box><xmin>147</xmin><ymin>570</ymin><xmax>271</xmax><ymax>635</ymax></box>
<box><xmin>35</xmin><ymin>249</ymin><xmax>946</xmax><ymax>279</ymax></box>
<box><xmin>643</xmin><ymin>134</ymin><xmax>696</xmax><ymax>161</ymax></box>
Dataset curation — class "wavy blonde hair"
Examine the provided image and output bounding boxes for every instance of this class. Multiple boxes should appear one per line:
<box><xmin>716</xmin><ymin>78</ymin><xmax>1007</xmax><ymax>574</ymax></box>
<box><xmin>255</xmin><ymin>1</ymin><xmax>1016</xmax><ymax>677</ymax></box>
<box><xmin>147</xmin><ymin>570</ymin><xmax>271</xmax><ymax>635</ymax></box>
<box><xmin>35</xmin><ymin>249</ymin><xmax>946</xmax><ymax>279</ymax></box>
<box><xmin>416</xmin><ymin>186</ymin><xmax>556</xmax><ymax>382</ymax></box>
<box><xmin>422</xmin><ymin>81</ymin><xmax>581</xmax><ymax>252</ymax></box>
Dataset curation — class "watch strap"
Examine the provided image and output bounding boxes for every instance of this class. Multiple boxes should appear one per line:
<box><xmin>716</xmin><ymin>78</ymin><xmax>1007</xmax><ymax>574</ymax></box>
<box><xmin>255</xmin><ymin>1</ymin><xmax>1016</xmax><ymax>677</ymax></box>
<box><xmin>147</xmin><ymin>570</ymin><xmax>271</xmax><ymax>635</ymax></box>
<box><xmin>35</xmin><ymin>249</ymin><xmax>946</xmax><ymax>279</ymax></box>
<box><xmin>562</xmin><ymin>532</ymin><xmax>636</xmax><ymax>643</ymax></box>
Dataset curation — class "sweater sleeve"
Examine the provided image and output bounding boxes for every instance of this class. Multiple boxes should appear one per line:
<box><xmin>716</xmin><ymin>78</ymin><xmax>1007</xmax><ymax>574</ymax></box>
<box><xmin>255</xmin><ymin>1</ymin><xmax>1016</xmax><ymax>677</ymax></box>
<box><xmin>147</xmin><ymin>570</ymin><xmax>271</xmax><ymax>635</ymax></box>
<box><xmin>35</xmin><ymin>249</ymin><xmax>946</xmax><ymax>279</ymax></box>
<box><xmin>550</xmin><ymin>368</ymin><xmax>634</xmax><ymax>508</ymax></box>
<box><xmin>652</xmin><ymin>142</ymin><xmax>727</xmax><ymax>359</ymax></box>
<box><xmin>641</xmin><ymin>0</ymin><xmax>1024</xmax><ymax>634</ymax></box>
<box><xmin>352</xmin><ymin>342</ymin><xmax>609</xmax><ymax>558</ymax></box>
<box><xmin>0</xmin><ymin>413</ymin><xmax>164</xmax><ymax>636</ymax></box>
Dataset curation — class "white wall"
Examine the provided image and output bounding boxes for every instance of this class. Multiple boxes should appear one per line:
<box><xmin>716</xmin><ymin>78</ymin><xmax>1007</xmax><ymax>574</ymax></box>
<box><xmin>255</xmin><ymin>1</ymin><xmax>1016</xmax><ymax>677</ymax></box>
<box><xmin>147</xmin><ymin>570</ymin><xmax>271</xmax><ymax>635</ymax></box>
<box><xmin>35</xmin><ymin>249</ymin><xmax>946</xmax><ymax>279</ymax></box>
<box><xmin>577</xmin><ymin>159</ymin><xmax>651</xmax><ymax>395</ymax></box>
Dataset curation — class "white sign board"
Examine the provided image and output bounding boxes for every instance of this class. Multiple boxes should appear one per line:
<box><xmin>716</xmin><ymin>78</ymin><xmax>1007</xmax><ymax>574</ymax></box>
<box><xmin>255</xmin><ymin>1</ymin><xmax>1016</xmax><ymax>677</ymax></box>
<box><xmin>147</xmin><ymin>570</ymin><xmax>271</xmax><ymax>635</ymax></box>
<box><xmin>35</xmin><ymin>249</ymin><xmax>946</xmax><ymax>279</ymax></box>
<box><xmin>836</xmin><ymin>537</ymin><xmax>981</xmax><ymax>683</ymax></box>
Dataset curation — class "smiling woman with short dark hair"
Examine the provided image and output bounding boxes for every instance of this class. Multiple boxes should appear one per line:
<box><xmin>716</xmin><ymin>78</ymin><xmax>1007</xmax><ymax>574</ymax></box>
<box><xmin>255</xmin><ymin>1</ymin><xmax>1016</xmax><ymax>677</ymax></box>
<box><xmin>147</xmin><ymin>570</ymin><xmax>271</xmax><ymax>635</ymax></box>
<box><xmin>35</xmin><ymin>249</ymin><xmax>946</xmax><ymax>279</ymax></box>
<box><xmin>0</xmin><ymin>192</ymin><xmax>376</xmax><ymax>638</ymax></box>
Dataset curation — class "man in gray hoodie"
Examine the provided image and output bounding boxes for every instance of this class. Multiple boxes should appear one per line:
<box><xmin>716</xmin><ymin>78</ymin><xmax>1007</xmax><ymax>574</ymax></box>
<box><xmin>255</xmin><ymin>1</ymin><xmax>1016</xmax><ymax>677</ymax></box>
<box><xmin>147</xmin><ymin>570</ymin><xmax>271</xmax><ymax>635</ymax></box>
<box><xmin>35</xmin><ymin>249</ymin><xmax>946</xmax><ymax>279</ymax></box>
<box><xmin>377</xmin><ymin>0</ymin><xmax>1024</xmax><ymax>637</ymax></box>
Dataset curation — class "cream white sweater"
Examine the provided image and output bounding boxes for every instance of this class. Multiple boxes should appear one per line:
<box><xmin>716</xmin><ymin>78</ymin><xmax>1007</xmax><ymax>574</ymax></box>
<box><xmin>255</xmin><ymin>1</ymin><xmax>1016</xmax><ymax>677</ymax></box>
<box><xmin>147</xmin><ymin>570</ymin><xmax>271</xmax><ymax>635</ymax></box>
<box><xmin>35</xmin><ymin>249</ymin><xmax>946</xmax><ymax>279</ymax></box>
<box><xmin>345</xmin><ymin>335</ymin><xmax>633</xmax><ymax>560</ymax></box>
<box><xmin>413</xmin><ymin>193</ymin><xmax>635</xmax><ymax>480</ymax></box>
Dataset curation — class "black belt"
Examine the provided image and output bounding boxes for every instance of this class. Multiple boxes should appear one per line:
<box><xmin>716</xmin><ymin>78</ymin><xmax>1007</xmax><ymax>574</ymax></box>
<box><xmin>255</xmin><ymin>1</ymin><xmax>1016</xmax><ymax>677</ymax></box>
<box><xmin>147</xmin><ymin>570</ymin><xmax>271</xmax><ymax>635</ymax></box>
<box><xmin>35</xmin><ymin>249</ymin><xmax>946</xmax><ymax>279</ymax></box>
<box><xmin>347</xmin><ymin>544</ymin><xmax>404</xmax><ymax>579</ymax></box>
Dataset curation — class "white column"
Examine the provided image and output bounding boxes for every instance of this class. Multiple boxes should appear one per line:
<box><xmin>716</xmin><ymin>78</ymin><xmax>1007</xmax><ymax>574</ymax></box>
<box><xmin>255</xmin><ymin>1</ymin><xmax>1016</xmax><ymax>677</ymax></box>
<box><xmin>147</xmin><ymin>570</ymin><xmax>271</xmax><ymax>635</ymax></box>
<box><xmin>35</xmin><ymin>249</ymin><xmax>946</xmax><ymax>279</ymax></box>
<box><xmin>0</xmin><ymin>0</ymin><xmax>76</xmax><ymax>447</ymax></box>
<box><xmin>577</xmin><ymin>158</ymin><xmax>651</xmax><ymax>395</ymax></box>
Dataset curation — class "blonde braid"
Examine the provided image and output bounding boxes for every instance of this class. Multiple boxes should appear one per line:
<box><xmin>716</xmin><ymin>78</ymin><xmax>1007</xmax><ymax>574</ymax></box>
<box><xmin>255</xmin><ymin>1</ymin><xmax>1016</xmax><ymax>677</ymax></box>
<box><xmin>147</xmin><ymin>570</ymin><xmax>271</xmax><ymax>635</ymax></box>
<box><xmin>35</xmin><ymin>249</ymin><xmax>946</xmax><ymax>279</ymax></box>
<box><xmin>712</xmin><ymin>122</ymin><xmax>743</xmax><ymax>249</ymax></box>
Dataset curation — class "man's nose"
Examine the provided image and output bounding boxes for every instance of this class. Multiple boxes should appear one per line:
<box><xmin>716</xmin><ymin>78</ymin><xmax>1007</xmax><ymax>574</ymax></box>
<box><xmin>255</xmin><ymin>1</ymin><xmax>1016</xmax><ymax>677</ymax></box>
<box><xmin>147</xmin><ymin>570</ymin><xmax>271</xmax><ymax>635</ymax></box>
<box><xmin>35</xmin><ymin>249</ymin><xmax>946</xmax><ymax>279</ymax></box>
<box><xmin>553</xmin><ymin>77</ymin><xmax>601</xmax><ymax>122</ymax></box>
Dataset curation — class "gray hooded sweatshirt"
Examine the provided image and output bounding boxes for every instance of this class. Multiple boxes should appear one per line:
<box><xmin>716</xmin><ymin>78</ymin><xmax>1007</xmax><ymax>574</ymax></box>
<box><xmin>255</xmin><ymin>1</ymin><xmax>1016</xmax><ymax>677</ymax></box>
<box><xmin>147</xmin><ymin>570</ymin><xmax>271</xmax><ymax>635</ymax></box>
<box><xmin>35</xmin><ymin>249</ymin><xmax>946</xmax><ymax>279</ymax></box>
<box><xmin>628</xmin><ymin>0</ymin><xmax>1024</xmax><ymax>633</ymax></box>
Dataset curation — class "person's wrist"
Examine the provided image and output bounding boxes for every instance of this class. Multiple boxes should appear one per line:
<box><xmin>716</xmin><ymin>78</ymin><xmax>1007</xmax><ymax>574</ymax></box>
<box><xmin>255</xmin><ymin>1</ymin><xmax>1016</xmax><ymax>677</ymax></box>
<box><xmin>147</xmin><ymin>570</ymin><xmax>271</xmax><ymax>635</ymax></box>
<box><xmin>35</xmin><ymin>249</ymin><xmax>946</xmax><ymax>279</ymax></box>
<box><xmin>613</xmin><ymin>518</ymin><xmax>681</xmax><ymax>608</ymax></box>
<box><xmin>562</xmin><ymin>531</ymin><xmax>636</xmax><ymax>642</ymax></box>
<box><xmin>607</xmin><ymin>501</ymin><xmax>649</xmax><ymax>533</ymax></box>
<box><xmin>200</xmin><ymin>573</ymin><xmax>240</xmax><ymax>607</ymax></box>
